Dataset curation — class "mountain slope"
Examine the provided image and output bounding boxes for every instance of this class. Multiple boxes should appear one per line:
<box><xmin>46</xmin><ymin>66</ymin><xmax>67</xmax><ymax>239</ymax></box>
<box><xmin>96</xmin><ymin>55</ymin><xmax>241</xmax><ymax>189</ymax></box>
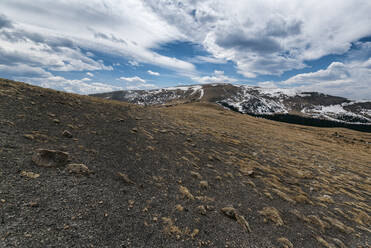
<box><xmin>1</xmin><ymin>79</ymin><xmax>371</xmax><ymax>247</ymax></box>
<box><xmin>92</xmin><ymin>84</ymin><xmax>371</xmax><ymax>127</ymax></box>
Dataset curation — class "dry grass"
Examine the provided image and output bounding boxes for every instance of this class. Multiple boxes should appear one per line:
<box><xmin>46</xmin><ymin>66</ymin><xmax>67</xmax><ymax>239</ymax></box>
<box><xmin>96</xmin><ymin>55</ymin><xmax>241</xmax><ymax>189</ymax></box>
<box><xmin>179</xmin><ymin>185</ymin><xmax>195</xmax><ymax>200</ymax></box>
<box><xmin>259</xmin><ymin>207</ymin><xmax>284</xmax><ymax>226</ymax></box>
<box><xmin>277</xmin><ymin>237</ymin><xmax>293</xmax><ymax>248</ymax></box>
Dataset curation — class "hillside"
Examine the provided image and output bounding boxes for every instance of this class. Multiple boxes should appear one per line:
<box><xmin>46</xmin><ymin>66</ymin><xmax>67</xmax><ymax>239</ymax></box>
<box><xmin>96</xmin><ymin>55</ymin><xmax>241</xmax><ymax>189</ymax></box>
<box><xmin>92</xmin><ymin>84</ymin><xmax>371</xmax><ymax>131</ymax></box>
<box><xmin>1</xmin><ymin>79</ymin><xmax>371</xmax><ymax>247</ymax></box>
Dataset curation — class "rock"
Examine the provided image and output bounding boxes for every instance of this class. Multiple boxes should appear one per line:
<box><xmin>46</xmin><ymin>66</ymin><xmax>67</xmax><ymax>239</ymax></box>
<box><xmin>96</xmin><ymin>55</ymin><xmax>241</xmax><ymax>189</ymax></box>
<box><xmin>62</xmin><ymin>130</ymin><xmax>73</xmax><ymax>138</ymax></box>
<box><xmin>20</xmin><ymin>171</ymin><xmax>40</xmax><ymax>179</ymax></box>
<box><xmin>190</xmin><ymin>171</ymin><xmax>202</xmax><ymax>179</ymax></box>
<box><xmin>118</xmin><ymin>172</ymin><xmax>135</xmax><ymax>184</ymax></box>
<box><xmin>221</xmin><ymin>206</ymin><xmax>237</xmax><ymax>219</ymax></box>
<box><xmin>221</xmin><ymin>206</ymin><xmax>252</xmax><ymax>232</ymax></box>
<box><xmin>196</xmin><ymin>205</ymin><xmax>207</xmax><ymax>215</ymax></box>
<box><xmin>200</xmin><ymin>180</ymin><xmax>209</xmax><ymax>189</ymax></box>
<box><xmin>32</xmin><ymin>149</ymin><xmax>69</xmax><ymax>167</ymax></box>
<box><xmin>24</xmin><ymin>134</ymin><xmax>35</xmax><ymax>140</ymax></box>
<box><xmin>53</xmin><ymin>119</ymin><xmax>60</xmax><ymax>123</ymax></box>
<box><xmin>191</xmin><ymin>229</ymin><xmax>199</xmax><ymax>238</ymax></box>
<box><xmin>67</xmin><ymin>163</ymin><xmax>91</xmax><ymax>175</ymax></box>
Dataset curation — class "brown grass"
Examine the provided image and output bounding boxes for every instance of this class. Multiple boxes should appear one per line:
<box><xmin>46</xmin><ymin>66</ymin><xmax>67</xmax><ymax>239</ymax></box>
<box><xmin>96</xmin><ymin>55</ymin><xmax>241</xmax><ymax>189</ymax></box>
<box><xmin>259</xmin><ymin>207</ymin><xmax>284</xmax><ymax>226</ymax></box>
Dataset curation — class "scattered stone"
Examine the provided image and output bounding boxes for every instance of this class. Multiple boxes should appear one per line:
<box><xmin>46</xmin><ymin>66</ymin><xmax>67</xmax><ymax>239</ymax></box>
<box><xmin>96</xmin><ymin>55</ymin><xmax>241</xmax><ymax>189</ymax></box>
<box><xmin>190</xmin><ymin>171</ymin><xmax>202</xmax><ymax>179</ymax></box>
<box><xmin>196</xmin><ymin>205</ymin><xmax>207</xmax><ymax>215</ymax></box>
<box><xmin>277</xmin><ymin>237</ymin><xmax>293</xmax><ymax>248</ymax></box>
<box><xmin>239</xmin><ymin>167</ymin><xmax>254</xmax><ymax>177</ymax></box>
<box><xmin>53</xmin><ymin>119</ymin><xmax>60</xmax><ymax>124</ymax></box>
<box><xmin>175</xmin><ymin>204</ymin><xmax>184</xmax><ymax>211</ymax></box>
<box><xmin>32</xmin><ymin>149</ymin><xmax>69</xmax><ymax>167</ymax></box>
<box><xmin>20</xmin><ymin>171</ymin><xmax>40</xmax><ymax>179</ymax></box>
<box><xmin>191</xmin><ymin>229</ymin><xmax>199</xmax><ymax>238</ymax></box>
<box><xmin>67</xmin><ymin>163</ymin><xmax>92</xmax><ymax>175</ymax></box>
<box><xmin>200</xmin><ymin>180</ymin><xmax>209</xmax><ymax>189</ymax></box>
<box><xmin>29</xmin><ymin>201</ymin><xmax>39</xmax><ymax>207</ymax></box>
<box><xmin>131</xmin><ymin>128</ymin><xmax>138</xmax><ymax>133</ymax></box>
<box><xmin>221</xmin><ymin>206</ymin><xmax>251</xmax><ymax>232</ymax></box>
<box><xmin>205</xmin><ymin>205</ymin><xmax>215</xmax><ymax>211</ymax></box>
<box><xmin>62</xmin><ymin>130</ymin><xmax>73</xmax><ymax>138</ymax></box>
<box><xmin>23</xmin><ymin>134</ymin><xmax>35</xmax><ymax>140</ymax></box>
<box><xmin>118</xmin><ymin>172</ymin><xmax>135</xmax><ymax>184</ymax></box>
<box><xmin>221</xmin><ymin>206</ymin><xmax>237</xmax><ymax>219</ymax></box>
<box><xmin>128</xmin><ymin>200</ymin><xmax>135</xmax><ymax>208</ymax></box>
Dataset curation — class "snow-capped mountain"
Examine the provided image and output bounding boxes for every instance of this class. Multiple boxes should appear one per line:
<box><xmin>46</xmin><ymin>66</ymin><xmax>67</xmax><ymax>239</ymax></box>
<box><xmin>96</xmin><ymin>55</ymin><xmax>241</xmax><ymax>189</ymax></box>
<box><xmin>92</xmin><ymin>84</ymin><xmax>371</xmax><ymax>125</ymax></box>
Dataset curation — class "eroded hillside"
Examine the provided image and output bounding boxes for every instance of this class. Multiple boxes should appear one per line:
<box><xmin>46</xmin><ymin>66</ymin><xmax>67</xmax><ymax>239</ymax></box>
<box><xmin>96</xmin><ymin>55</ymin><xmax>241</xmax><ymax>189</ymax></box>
<box><xmin>1</xmin><ymin>79</ymin><xmax>370</xmax><ymax>247</ymax></box>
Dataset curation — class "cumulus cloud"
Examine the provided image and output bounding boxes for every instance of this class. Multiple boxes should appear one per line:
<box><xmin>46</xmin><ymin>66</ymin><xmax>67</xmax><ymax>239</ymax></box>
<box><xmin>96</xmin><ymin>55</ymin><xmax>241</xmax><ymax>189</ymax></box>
<box><xmin>193</xmin><ymin>70</ymin><xmax>238</xmax><ymax>84</ymax></box>
<box><xmin>0</xmin><ymin>14</ymin><xmax>13</xmax><ymax>29</ymax></box>
<box><xmin>146</xmin><ymin>0</ymin><xmax>371</xmax><ymax>77</ymax></box>
<box><xmin>128</xmin><ymin>60</ymin><xmax>140</xmax><ymax>67</ymax></box>
<box><xmin>281</xmin><ymin>60</ymin><xmax>371</xmax><ymax>99</ymax></box>
<box><xmin>86</xmin><ymin>72</ymin><xmax>94</xmax><ymax>77</ymax></box>
<box><xmin>119</xmin><ymin>76</ymin><xmax>146</xmax><ymax>83</ymax></box>
<box><xmin>15</xmin><ymin>73</ymin><xmax>122</xmax><ymax>95</ymax></box>
<box><xmin>0</xmin><ymin>1</ymin><xmax>195</xmax><ymax>73</ymax></box>
<box><xmin>118</xmin><ymin>75</ymin><xmax>156</xmax><ymax>90</ymax></box>
<box><xmin>147</xmin><ymin>70</ymin><xmax>160</xmax><ymax>76</ymax></box>
<box><xmin>125</xmin><ymin>82</ymin><xmax>156</xmax><ymax>90</ymax></box>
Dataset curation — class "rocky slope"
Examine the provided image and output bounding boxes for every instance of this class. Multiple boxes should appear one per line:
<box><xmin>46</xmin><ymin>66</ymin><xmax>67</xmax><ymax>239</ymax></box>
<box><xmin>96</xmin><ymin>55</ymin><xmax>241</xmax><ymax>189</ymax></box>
<box><xmin>92</xmin><ymin>84</ymin><xmax>371</xmax><ymax>126</ymax></box>
<box><xmin>1</xmin><ymin>79</ymin><xmax>371</xmax><ymax>247</ymax></box>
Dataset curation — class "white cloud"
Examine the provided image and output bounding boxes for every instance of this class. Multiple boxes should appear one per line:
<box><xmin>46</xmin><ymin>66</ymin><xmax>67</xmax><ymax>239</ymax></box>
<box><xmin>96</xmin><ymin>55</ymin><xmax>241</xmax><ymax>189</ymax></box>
<box><xmin>128</xmin><ymin>60</ymin><xmax>140</xmax><ymax>67</ymax></box>
<box><xmin>119</xmin><ymin>76</ymin><xmax>146</xmax><ymax>83</ymax></box>
<box><xmin>125</xmin><ymin>82</ymin><xmax>156</xmax><ymax>90</ymax></box>
<box><xmin>81</xmin><ymin>77</ymin><xmax>91</xmax><ymax>82</ymax></box>
<box><xmin>147</xmin><ymin>70</ymin><xmax>160</xmax><ymax>76</ymax></box>
<box><xmin>86</xmin><ymin>72</ymin><xmax>94</xmax><ymax>77</ymax></box>
<box><xmin>262</xmin><ymin>58</ymin><xmax>371</xmax><ymax>99</ymax></box>
<box><xmin>15</xmin><ymin>73</ymin><xmax>122</xmax><ymax>95</ymax></box>
<box><xmin>0</xmin><ymin>0</ymin><xmax>195</xmax><ymax>73</ymax></box>
<box><xmin>118</xmin><ymin>75</ymin><xmax>156</xmax><ymax>89</ymax></box>
<box><xmin>147</xmin><ymin>0</ymin><xmax>371</xmax><ymax>77</ymax></box>
<box><xmin>188</xmin><ymin>55</ymin><xmax>227</xmax><ymax>64</ymax></box>
<box><xmin>0</xmin><ymin>64</ymin><xmax>52</xmax><ymax>78</ymax></box>
<box><xmin>258</xmin><ymin>81</ymin><xmax>277</xmax><ymax>88</ymax></box>
<box><xmin>193</xmin><ymin>70</ymin><xmax>238</xmax><ymax>84</ymax></box>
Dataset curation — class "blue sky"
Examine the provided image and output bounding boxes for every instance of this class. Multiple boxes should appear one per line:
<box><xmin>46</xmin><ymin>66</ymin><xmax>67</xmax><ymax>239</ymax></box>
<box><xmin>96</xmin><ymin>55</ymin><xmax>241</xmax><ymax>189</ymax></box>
<box><xmin>0</xmin><ymin>0</ymin><xmax>370</xmax><ymax>99</ymax></box>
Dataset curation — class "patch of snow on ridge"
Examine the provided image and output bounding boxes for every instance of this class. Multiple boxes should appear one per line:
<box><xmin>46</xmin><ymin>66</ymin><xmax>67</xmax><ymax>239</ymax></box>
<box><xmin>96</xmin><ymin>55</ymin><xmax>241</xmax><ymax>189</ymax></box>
<box><xmin>318</xmin><ymin>105</ymin><xmax>347</xmax><ymax>114</ymax></box>
<box><xmin>256</xmin><ymin>87</ymin><xmax>301</xmax><ymax>98</ymax></box>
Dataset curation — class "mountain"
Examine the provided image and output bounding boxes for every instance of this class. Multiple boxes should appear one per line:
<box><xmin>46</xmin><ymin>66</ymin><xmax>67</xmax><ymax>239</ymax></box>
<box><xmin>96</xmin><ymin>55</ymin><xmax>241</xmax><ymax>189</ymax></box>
<box><xmin>92</xmin><ymin>84</ymin><xmax>371</xmax><ymax>128</ymax></box>
<box><xmin>1</xmin><ymin>78</ymin><xmax>371</xmax><ymax>247</ymax></box>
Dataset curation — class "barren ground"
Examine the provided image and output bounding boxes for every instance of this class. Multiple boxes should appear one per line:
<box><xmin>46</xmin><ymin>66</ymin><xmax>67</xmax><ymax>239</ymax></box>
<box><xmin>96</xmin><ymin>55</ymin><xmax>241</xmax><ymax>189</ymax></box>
<box><xmin>1</xmin><ymin>79</ymin><xmax>370</xmax><ymax>247</ymax></box>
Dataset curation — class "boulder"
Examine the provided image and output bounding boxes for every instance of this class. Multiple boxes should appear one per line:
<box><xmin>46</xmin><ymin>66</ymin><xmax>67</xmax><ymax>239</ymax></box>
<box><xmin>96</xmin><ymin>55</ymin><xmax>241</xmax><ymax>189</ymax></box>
<box><xmin>62</xmin><ymin>130</ymin><xmax>73</xmax><ymax>138</ymax></box>
<box><xmin>67</xmin><ymin>163</ymin><xmax>92</xmax><ymax>175</ymax></box>
<box><xmin>32</xmin><ymin>149</ymin><xmax>69</xmax><ymax>167</ymax></box>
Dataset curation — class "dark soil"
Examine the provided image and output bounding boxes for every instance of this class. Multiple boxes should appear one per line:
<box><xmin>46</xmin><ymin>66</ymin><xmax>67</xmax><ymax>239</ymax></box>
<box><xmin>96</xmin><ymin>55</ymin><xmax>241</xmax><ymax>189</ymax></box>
<box><xmin>1</xmin><ymin>79</ymin><xmax>370</xmax><ymax>247</ymax></box>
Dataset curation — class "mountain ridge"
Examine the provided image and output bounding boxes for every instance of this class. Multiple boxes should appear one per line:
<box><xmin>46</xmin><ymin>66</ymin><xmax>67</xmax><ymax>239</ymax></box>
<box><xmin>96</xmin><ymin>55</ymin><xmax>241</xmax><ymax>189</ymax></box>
<box><xmin>92</xmin><ymin>84</ymin><xmax>371</xmax><ymax>129</ymax></box>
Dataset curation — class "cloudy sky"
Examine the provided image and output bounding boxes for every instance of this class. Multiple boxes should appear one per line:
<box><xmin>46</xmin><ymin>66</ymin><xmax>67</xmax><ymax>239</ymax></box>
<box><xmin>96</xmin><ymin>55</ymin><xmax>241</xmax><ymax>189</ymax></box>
<box><xmin>0</xmin><ymin>0</ymin><xmax>370</xmax><ymax>99</ymax></box>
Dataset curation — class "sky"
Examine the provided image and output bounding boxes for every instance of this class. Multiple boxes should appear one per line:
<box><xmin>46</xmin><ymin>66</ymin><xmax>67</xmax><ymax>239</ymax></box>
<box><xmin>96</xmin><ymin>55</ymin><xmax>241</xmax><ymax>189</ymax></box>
<box><xmin>0</xmin><ymin>0</ymin><xmax>370</xmax><ymax>99</ymax></box>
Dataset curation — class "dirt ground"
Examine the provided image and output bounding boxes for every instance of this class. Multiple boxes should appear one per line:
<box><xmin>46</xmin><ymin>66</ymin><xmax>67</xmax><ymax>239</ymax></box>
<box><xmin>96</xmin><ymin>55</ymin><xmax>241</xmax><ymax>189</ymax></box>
<box><xmin>1</xmin><ymin>79</ymin><xmax>370</xmax><ymax>247</ymax></box>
